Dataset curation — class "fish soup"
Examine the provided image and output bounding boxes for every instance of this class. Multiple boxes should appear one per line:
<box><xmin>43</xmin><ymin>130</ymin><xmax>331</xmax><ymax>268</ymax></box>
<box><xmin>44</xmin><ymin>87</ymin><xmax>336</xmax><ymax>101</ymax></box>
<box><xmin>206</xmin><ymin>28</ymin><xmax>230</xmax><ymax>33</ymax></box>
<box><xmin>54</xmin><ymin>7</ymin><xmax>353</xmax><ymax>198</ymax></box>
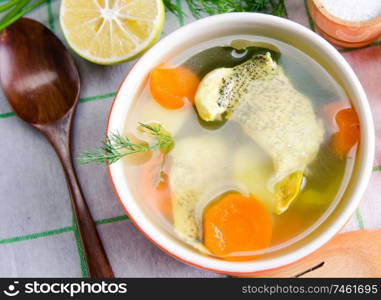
<box><xmin>122</xmin><ymin>35</ymin><xmax>359</xmax><ymax>260</ymax></box>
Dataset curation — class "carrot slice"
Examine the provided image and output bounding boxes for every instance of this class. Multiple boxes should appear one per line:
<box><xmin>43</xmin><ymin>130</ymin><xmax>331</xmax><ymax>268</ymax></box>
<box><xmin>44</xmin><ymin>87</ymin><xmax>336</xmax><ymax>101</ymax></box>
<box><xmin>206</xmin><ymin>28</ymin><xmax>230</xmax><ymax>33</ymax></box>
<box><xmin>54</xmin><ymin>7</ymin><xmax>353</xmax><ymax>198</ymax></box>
<box><xmin>138</xmin><ymin>153</ymin><xmax>172</xmax><ymax>221</ymax></box>
<box><xmin>150</xmin><ymin>66</ymin><xmax>200</xmax><ymax>109</ymax></box>
<box><xmin>203</xmin><ymin>193</ymin><xmax>272</xmax><ymax>261</ymax></box>
<box><xmin>332</xmin><ymin>108</ymin><xmax>360</xmax><ymax>158</ymax></box>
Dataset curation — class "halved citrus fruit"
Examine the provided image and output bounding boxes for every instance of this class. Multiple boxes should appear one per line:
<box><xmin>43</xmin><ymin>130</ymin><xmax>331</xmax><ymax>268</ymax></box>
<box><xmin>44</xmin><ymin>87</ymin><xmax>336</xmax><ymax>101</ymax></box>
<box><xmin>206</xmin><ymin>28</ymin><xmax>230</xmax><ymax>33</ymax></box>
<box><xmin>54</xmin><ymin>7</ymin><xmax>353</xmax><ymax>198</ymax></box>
<box><xmin>60</xmin><ymin>0</ymin><xmax>165</xmax><ymax>64</ymax></box>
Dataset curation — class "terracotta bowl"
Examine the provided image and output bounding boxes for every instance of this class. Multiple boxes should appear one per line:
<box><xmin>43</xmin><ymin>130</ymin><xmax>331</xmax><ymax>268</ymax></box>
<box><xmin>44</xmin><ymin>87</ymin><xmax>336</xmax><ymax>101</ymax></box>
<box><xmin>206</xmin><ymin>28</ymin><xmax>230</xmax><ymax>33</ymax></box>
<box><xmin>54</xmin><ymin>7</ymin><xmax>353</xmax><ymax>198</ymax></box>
<box><xmin>107</xmin><ymin>13</ymin><xmax>375</xmax><ymax>276</ymax></box>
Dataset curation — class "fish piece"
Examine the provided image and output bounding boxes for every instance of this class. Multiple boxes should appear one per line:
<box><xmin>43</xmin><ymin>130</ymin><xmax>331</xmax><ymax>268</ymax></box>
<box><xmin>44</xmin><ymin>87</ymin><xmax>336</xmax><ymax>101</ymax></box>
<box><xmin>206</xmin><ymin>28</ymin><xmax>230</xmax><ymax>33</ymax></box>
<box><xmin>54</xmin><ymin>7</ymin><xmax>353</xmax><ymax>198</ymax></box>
<box><xmin>232</xmin><ymin>144</ymin><xmax>275</xmax><ymax>211</ymax></box>
<box><xmin>169</xmin><ymin>135</ymin><xmax>228</xmax><ymax>241</ymax></box>
<box><xmin>195</xmin><ymin>53</ymin><xmax>277</xmax><ymax>121</ymax></box>
<box><xmin>195</xmin><ymin>53</ymin><xmax>324</xmax><ymax>214</ymax></box>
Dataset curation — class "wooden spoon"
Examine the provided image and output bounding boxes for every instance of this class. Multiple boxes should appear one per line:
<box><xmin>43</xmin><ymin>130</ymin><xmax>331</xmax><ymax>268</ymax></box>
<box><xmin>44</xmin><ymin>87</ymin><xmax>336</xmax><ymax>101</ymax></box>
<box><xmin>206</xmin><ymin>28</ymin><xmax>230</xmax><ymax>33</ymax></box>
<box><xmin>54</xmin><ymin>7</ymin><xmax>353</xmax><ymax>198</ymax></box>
<box><xmin>0</xmin><ymin>18</ymin><xmax>114</xmax><ymax>278</ymax></box>
<box><xmin>252</xmin><ymin>229</ymin><xmax>381</xmax><ymax>277</ymax></box>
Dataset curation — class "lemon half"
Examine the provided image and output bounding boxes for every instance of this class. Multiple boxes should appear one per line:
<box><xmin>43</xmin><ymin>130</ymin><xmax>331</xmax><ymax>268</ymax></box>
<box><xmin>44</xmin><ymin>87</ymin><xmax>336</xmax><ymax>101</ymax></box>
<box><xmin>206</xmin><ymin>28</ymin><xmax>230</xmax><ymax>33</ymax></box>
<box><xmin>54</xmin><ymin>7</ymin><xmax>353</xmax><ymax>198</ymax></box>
<box><xmin>60</xmin><ymin>0</ymin><xmax>165</xmax><ymax>65</ymax></box>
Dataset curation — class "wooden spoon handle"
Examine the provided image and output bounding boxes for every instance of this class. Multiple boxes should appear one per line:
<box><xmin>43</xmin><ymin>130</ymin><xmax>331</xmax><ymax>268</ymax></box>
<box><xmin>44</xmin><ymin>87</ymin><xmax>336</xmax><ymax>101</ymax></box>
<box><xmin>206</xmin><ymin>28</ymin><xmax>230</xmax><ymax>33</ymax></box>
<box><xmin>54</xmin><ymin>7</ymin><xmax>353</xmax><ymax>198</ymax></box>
<box><xmin>37</xmin><ymin>115</ymin><xmax>114</xmax><ymax>278</ymax></box>
<box><xmin>59</xmin><ymin>151</ymin><xmax>114</xmax><ymax>278</ymax></box>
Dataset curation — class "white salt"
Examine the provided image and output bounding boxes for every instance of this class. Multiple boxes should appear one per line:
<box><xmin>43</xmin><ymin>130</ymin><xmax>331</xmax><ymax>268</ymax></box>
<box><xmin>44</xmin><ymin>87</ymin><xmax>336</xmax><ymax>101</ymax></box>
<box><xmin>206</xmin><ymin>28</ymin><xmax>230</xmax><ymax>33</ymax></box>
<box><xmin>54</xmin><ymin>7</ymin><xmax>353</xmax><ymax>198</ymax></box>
<box><xmin>321</xmin><ymin>0</ymin><xmax>381</xmax><ymax>22</ymax></box>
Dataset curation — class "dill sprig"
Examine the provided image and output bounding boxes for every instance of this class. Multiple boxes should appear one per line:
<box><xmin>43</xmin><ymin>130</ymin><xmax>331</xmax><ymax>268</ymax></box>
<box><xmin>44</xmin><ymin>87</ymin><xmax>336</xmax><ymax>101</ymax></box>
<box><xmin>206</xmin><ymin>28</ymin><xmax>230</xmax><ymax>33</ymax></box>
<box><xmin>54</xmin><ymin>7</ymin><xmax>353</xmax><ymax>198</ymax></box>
<box><xmin>78</xmin><ymin>123</ymin><xmax>174</xmax><ymax>165</ymax></box>
<box><xmin>164</xmin><ymin>0</ymin><xmax>287</xmax><ymax>20</ymax></box>
<box><xmin>0</xmin><ymin>0</ymin><xmax>287</xmax><ymax>33</ymax></box>
<box><xmin>0</xmin><ymin>0</ymin><xmax>48</xmax><ymax>32</ymax></box>
<box><xmin>269</xmin><ymin>0</ymin><xmax>287</xmax><ymax>17</ymax></box>
<box><xmin>163</xmin><ymin>0</ymin><xmax>185</xmax><ymax>17</ymax></box>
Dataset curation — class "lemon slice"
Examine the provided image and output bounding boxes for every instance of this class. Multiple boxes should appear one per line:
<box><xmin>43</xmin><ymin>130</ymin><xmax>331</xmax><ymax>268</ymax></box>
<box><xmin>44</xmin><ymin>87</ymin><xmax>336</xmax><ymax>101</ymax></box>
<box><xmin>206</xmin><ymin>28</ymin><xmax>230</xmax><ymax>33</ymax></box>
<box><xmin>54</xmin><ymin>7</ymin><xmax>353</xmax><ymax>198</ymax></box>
<box><xmin>60</xmin><ymin>0</ymin><xmax>165</xmax><ymax>64</ymax></box>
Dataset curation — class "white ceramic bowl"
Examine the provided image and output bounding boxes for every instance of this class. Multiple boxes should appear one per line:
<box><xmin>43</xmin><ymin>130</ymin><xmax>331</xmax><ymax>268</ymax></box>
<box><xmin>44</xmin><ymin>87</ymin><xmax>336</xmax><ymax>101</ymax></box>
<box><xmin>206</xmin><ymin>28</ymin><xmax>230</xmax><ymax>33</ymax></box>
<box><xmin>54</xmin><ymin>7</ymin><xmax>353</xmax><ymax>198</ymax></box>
<box><xmin>107</xmin><ymin>13</ymin><xmax>375</xmax><ymax>275</ymax></box>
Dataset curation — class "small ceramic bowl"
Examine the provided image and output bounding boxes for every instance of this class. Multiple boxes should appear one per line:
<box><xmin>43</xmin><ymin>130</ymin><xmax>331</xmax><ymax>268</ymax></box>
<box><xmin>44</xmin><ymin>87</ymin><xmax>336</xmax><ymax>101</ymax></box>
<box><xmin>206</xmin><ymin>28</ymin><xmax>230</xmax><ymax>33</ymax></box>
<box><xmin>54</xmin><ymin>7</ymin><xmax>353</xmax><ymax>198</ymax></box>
<box><xmin>107</xmin><ymin>13</ymin><xmax>375</xmax><ymax>276</ymax></box>
<box><xmin>308</xmin><ymin>0</ymin><xmax>381</xmax><ymax>48</ymax></box>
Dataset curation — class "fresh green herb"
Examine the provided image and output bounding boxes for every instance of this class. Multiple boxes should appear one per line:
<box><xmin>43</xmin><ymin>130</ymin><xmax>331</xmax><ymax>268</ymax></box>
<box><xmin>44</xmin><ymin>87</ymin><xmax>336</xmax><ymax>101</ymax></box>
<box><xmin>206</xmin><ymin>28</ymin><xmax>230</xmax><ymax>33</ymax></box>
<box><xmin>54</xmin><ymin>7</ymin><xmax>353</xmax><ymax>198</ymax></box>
<box><xmin>2</xmin><ymin>0</ymin><xmax>30</xmax><ymax>25</ymax></box>
<box><xmin>0</xmin><ymin>0</ymin><xmax>20</xmax><ymax>13</ymax></box>
<box><xmin>78</xmin><ymin>123</ymin><xmax>174</xmax><ymax>165</ymax></box>
<box><xmin>163</xmin><ymin>0</ymin><xmax>185</xmax><ymax>18</ymax></box>
<box><xmin>0</xmin><ymin>0</ymin><xmax>47</xmax><ymax>32</ymax></box>
<box><xmin>0</xmin><ymin>0</ymin><xmax>287</xmax><ymax>33</ymax></box>
<box><xmin>163</xmin><ymin>0</ymin><xmax>287</xmax><ymax>20</ymax></box>
<box><xmin>269</xmin><ymin>0</ymin><xmax>287</xmax><ymax>17</ymax></box>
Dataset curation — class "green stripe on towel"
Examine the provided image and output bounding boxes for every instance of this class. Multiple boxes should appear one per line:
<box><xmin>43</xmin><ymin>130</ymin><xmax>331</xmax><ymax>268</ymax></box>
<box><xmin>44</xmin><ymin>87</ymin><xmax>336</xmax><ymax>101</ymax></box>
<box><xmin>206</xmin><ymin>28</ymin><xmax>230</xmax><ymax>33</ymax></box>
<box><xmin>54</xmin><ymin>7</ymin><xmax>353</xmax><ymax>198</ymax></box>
<box><xmin>0</xmin><ymin>92</ymin><xmax>116</xmax><ymax>120</ymax></box>
<box><xmin>0</xmin><ymin>226</ymin><xmax>73</xmax><ymax>244</ymax></box>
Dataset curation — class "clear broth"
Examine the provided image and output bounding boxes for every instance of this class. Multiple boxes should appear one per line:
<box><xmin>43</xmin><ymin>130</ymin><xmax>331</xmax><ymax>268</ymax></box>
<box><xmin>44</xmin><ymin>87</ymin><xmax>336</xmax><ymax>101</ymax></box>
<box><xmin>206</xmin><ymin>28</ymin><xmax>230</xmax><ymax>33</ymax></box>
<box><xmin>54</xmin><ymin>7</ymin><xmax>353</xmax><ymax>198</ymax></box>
<box><xmin>123</xmin><ymin>35</ymin><xmax>357</xmax><ymax>258</ymax></box>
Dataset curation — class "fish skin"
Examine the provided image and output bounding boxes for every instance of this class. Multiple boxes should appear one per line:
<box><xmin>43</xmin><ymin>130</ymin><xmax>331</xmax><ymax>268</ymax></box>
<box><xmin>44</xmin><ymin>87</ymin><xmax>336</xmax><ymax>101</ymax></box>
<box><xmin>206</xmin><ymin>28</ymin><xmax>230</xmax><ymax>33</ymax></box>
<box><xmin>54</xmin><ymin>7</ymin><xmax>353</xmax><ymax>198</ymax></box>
<box><xmin>169</xmin><ymin>135</ymin><xmax>229</xmax><ymax>241</ymax></box>
<box><xmin>195</xmin><ymin>53</ymin><xmax>324</xmax><ymax>214</ymax></box>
